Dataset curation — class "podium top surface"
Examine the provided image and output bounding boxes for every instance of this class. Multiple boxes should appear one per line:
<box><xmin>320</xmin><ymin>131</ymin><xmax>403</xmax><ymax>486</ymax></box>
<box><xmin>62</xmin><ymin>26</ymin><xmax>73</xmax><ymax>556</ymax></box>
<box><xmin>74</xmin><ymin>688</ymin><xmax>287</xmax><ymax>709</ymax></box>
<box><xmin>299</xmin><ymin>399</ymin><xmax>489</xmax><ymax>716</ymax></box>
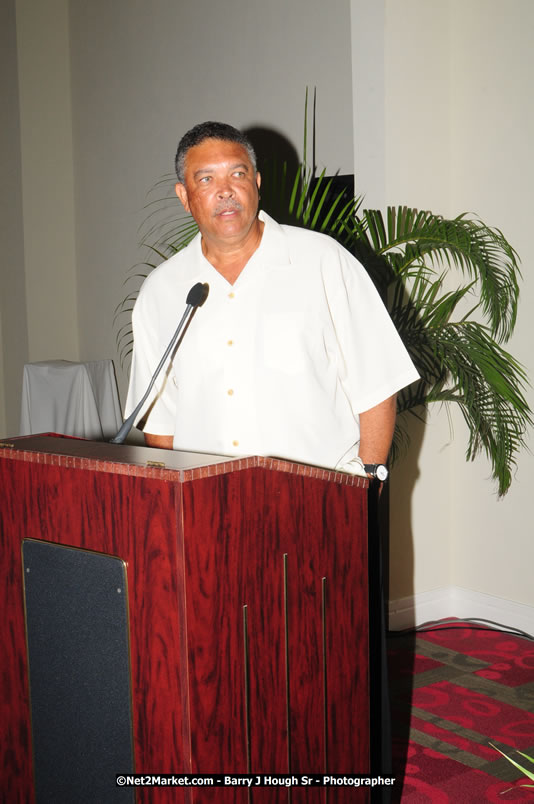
<box><xmin>0</xmin><ymin>434</ymin><xmax>368</xmax><ymax>488</ymax></box>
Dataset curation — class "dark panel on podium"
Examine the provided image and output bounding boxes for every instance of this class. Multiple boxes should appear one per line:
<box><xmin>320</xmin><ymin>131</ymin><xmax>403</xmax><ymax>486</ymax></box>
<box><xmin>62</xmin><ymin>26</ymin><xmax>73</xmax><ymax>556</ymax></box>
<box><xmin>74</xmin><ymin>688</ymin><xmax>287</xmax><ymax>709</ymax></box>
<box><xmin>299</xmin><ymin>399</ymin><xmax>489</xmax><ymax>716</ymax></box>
<box><xmin>22</xmin><ymin>540</ymin><xmax>134</xmax><ymax>803</ymax></box>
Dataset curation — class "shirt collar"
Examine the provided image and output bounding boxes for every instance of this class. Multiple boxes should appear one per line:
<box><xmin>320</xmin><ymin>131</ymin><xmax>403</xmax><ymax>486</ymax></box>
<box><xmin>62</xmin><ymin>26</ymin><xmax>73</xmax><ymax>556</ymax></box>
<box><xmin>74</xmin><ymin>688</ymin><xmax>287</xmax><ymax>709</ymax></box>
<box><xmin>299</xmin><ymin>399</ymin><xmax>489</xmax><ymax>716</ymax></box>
<box><xmin>190</xmin><ymin>210</ymin><xmax>291</xmax><ymax>272</ymax></box>
<box><xmin>256</xmin><ymin>211</ymin><xmax>292</xmax><ymax>267</ymax></box>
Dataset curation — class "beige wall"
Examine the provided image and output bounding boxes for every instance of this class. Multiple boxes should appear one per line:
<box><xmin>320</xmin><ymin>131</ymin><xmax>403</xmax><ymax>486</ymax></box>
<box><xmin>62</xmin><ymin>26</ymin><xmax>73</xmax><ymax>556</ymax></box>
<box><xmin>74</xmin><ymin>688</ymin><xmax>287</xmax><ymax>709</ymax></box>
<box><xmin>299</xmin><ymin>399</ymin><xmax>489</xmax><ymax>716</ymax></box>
<box><xmin>384</xmin><ymin>1</ymin><xmax>456</xmax><ymax>604</ymax></box>
<box><xmin>0</xmin><ymin>0</ymin><xmax>29</xmax><ymax>435</ymax></box>
<box><xmin>447</xmin><ymin>0</ymin><xmax>534</xmax><ymax>607</ymax></box>
<box><xmin>358</xmin><ymin>0</ymin><xmax>534</xmax><ymax>608</ymax></box>
<box><xmin>0</xmin><ymin>0</ymin><xmax>79</xmax><ymax>436</ymax></box>
<box><xmin>0</xmin><ymin>315</ymin><xmax>7</xmax><ymax>437</ymax></box>
<box><xmin>16</xmin><ymin>0</ymin><xmax>79</xmax><ymax>362</ymax></box>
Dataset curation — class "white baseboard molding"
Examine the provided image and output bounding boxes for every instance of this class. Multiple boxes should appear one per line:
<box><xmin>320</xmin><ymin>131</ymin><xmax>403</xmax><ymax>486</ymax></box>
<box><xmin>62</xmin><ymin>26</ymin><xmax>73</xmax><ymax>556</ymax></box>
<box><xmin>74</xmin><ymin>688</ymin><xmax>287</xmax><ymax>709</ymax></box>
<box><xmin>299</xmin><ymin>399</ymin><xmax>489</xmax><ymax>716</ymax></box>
<box><xmin>388</xmin><ymin>586</ymin><xmax>534</xmax><ymax>637</ymax></box>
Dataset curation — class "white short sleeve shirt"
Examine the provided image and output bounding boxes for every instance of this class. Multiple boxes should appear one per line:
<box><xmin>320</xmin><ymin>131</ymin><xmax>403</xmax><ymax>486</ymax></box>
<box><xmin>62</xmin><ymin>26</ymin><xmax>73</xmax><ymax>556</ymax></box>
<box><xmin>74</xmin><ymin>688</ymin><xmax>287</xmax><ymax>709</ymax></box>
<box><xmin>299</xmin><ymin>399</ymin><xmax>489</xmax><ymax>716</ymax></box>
<box><xmin>125</xmin><ymin>212</ymin><xmax>419</xmax><ymax>473</ymax></box>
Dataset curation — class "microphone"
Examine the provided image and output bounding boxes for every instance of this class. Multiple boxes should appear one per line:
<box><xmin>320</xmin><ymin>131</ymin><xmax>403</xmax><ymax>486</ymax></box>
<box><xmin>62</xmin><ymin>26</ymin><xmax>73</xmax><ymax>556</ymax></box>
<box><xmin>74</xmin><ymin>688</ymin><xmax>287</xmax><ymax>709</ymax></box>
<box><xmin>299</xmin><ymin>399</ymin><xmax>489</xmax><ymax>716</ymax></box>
<box><xmin>110</xmin><ymin>282</ymin><xmax>209</xmax><ymax>444</ymax></box>
<box><xmin>186</xmin><ymin>282</ymin><xmax>209</xmax><ymax>307</ymax></box>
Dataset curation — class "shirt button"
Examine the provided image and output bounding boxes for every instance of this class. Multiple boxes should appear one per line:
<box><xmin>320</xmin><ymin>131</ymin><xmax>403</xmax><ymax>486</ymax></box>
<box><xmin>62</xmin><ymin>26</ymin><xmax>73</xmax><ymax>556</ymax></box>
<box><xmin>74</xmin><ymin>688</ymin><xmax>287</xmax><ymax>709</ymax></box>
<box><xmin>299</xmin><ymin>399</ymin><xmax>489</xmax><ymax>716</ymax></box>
<box><xmin>227</xmin><ymin>340</ymin><xmax>233</xmax><ymax>346</ymax></box>
<box><xmin>228</xmin><ymin>292</ymin><xmax>235</xmax><ymax>299</ymax></box>
<box><xmin>227</xmin><ymin>389</ymin><xmax>234</xmax><ymax>396</ymax></box>
<box><xmin>232</xmin><ymin>440</ymin><xmax>239</xmax><ymax>447</ymax></box>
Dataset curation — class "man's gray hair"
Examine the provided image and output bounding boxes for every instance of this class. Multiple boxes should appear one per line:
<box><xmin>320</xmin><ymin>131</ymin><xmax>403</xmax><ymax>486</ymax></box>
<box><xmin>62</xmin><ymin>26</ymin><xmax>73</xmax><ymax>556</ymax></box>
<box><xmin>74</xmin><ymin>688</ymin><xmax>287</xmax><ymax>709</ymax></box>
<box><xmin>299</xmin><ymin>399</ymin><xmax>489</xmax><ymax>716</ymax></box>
<box><xmin>175</xmin><ymin>121</ymin><xmax>257</xmax><ymax>184</ymax></box>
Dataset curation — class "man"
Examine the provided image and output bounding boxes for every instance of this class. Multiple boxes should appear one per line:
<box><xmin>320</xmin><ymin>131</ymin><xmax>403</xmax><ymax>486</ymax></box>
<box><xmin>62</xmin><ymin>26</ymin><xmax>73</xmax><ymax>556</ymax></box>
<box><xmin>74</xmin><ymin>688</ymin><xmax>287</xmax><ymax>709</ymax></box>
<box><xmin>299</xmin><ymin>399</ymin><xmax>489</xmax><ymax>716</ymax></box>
<box><xmin>126</xmin><ymin>121</ymin><xmax>418</xmax><ymax>478</ymax></box>
<box><xmin>126</xmin><ymin>122</ymin><xmax>417</xmax><ymax>798</ymax></box>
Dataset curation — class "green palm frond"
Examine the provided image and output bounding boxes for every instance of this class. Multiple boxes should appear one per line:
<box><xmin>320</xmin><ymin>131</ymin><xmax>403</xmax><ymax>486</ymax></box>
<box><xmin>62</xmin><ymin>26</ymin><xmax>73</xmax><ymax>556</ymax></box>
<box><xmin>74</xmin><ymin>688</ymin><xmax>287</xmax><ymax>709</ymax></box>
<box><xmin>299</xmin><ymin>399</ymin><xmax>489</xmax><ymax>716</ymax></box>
<box><xmin>417</xmin><ymin>322</ymin><xmax>529</xmax><ymax>494</ymax></box>
<box><xmin>490</xmin><ymin>743</ymin><xmax>534</xmax><ymax>791</ymax></box>
<box><xmin>384</xmin><ymin>254</ymin><xmax>530</xmax><ymax>493</ymax></box>
<box><xmin>285</xmin><ymin>164</ymin><xmax>362</xmax><ymax>238</ymax></box>
<box><xmin>350</xmin><ymin>207</ymin><xmax>520</xmax><ymax>343</ymax></box>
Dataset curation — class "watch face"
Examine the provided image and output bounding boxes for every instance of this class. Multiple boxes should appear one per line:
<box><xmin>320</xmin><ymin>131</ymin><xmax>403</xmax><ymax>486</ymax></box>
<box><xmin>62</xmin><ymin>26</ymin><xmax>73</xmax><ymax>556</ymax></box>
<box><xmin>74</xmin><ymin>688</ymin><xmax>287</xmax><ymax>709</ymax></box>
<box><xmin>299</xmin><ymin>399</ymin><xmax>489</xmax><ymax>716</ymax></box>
<box><xmin>376</xmin><ymin>465</ymin><xmax>388</xmax><ymax>482</ymax></box>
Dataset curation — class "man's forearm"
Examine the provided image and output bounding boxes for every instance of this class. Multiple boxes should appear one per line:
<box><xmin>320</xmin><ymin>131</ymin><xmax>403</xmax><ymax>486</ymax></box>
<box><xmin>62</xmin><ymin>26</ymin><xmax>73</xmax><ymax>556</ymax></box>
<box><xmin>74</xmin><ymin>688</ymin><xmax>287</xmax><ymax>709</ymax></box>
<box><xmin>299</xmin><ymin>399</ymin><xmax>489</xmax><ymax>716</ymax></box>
<box><xmin>358</xmin><ymin>394</ymin><xmax>397</xmax><ymax>465</ymax></box>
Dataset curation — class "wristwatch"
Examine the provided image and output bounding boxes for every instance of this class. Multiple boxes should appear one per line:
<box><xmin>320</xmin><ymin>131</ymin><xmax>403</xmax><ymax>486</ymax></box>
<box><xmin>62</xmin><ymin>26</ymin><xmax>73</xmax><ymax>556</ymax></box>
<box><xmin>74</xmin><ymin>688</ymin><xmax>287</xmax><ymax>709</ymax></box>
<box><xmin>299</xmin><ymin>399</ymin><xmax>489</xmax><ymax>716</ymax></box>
<box><xmin>363</xmin><ymin>463</ymin><xmax>389</xmax><ymax>482</ymax></box>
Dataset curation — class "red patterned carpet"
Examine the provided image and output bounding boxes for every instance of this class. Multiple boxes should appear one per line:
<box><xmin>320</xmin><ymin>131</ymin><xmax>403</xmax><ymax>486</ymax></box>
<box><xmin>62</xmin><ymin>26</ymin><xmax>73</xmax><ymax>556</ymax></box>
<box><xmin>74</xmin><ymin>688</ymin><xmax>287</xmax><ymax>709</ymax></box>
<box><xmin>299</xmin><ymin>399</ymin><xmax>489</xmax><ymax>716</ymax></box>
<box><xmin>388</xmin><ymin>624</ymin><xmax>534</xmax><ymax>802</ymax></box>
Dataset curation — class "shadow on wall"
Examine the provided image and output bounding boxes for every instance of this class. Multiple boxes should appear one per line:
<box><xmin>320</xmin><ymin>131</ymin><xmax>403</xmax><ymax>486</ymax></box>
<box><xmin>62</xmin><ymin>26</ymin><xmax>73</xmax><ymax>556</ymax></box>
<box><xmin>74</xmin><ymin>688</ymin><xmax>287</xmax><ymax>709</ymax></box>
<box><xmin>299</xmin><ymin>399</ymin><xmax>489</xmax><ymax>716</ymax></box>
<box><xmin>389</xmin><ymin>413</ymin><xmax>425</xmax><ymax>617</ymax></box>
<box><xmin>387</xmin><ymin>414</ymin><xmax>424</xmax><ymax>800</ymax></box>
<box><xmin>244</xmin><ymin>126</ymin><xmax>300</xmax><ymax>224</ymax></box>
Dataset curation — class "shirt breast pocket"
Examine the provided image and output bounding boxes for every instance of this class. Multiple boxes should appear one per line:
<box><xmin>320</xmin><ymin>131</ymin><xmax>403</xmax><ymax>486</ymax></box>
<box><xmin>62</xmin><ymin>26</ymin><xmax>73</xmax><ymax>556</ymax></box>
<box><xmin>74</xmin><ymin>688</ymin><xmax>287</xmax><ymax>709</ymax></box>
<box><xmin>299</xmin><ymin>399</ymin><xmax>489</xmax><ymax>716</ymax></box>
<box><xmin>262</xmin><ymin>312</ymin><xmax>309</xmax><ymax>375</ymax></box>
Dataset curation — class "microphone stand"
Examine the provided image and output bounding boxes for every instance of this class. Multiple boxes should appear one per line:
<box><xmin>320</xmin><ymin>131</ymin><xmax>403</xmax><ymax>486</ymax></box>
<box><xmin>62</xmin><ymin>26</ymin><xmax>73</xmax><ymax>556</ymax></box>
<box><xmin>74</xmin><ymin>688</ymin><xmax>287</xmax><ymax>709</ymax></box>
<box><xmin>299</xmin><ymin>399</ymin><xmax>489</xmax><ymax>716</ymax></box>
<box><xmin>110</xmin><ymin>282</ymin><xmax>209</xmax><ymax>444</ymax></box>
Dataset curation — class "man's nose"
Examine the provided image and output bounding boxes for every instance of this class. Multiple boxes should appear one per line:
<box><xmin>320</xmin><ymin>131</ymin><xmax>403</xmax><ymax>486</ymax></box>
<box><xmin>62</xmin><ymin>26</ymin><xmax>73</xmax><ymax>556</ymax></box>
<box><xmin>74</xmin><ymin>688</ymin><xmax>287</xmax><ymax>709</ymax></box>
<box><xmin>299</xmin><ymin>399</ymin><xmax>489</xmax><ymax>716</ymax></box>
<box><xmin>216</xmin><ymin>180</ymin><xmax>234</xmax><ymax>198</ymax></box>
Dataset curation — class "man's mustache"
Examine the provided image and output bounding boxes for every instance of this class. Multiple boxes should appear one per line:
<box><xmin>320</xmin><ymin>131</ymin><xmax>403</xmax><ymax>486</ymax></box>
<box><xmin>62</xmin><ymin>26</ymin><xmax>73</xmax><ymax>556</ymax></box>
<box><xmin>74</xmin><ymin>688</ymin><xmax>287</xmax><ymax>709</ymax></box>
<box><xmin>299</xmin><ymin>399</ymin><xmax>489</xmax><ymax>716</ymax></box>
<box><xmin>213</xmin><ymin>199</ymin><xmax>243</xmax><ymax>215</ymax></box>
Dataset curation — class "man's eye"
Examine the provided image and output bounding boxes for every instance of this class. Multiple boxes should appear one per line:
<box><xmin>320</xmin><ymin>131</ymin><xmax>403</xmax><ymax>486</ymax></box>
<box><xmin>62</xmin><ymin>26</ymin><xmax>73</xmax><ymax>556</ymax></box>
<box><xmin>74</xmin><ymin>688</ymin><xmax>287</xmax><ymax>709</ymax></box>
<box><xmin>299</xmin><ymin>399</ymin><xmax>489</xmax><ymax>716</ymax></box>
<box><xmin>233</xmin><ymin>171</ymin><xmax>245</xmax><ymax>178</ymax></box>
<box><xmin>199</xmin><ymin>176</ymin><xmax>211</xmax><ymax>184</ymax></box>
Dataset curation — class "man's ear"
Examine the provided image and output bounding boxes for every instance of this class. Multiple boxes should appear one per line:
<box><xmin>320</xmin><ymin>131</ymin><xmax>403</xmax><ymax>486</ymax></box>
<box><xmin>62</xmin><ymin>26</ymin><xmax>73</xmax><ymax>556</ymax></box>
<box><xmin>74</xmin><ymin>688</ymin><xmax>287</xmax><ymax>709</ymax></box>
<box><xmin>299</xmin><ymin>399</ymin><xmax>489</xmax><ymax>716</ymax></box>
<box><xmin>256</xmin><ymin>172</ymin><xmax>261</xmax><ymax>192</ymax></box>
<box><xmin>175</xmin><ymin>182</ymin><xmax>190</xmax><ymax>212</ymax></box>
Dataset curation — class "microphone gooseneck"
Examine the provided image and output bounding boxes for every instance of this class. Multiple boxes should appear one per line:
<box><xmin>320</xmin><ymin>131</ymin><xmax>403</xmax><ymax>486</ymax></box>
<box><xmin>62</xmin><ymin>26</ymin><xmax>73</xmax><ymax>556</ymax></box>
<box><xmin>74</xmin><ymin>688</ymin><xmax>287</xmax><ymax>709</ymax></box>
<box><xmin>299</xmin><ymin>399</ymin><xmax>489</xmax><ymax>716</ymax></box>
<box><xmin>110</xmin><ymin>282</ymin><xmax>210</xmax><ymax>444</ymax></box>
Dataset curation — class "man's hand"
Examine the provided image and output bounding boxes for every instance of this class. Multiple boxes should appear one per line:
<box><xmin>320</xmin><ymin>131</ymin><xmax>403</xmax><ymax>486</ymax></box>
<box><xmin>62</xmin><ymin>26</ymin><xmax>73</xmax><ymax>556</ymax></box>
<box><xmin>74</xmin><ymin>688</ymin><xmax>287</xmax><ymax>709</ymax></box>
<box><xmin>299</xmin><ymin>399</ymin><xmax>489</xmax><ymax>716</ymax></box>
<box><xmin>144</xmin><ymin>433</ymin><xmax>174</xmax><ymax>449</ymax></box>
<box><xmin>358</xmin><ymin>394</ymin><xmax>397</xmax><ymax>468</ymax></box>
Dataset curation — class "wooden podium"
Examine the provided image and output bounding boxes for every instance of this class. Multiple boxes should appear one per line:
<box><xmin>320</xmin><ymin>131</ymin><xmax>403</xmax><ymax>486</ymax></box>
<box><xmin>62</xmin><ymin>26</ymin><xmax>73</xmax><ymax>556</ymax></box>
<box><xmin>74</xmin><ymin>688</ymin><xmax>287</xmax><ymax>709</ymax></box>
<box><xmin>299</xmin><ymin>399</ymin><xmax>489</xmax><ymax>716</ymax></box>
<box><xmin>0</xmin><ymin>435</ymin><xmax>370</xmax><ymax>802</ymax></box>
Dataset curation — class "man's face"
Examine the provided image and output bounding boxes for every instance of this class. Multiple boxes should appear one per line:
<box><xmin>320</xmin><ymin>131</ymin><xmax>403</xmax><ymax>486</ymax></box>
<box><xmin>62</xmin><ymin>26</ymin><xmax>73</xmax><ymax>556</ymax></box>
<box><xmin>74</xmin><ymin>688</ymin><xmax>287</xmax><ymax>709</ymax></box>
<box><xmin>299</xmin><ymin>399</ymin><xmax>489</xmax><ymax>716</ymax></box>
<box><xmin>175</xmin><ymin>138</ymin><xmax>261</xmax><ymax>247</ymax></box>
